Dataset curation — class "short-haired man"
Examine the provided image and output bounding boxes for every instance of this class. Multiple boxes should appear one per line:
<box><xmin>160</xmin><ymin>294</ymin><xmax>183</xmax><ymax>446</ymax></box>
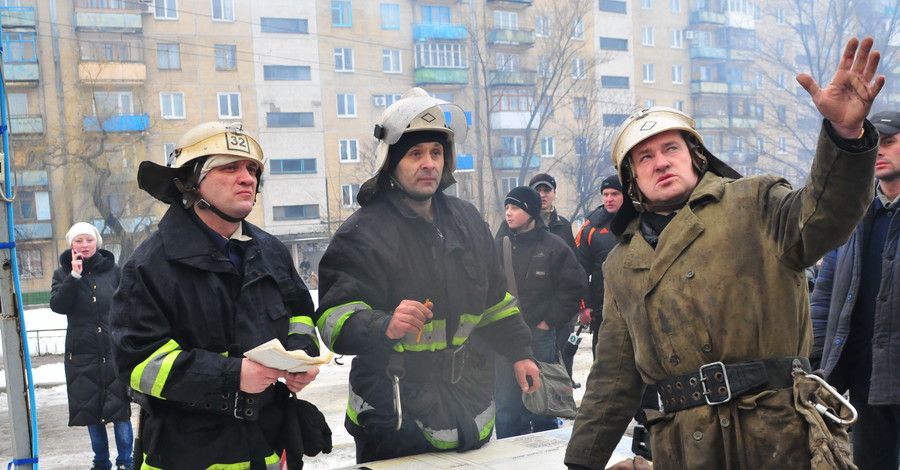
<box><xmin>565</xmin><ymin>37</ymin><xmax>883</xmax><ymax>469</ymax></box>
<box><xmin>315</xmin><ymin>88</ymin><xmax>540</xmax><ymax>463</ymax></box>
<box><xmin>110</xmin><ymin>122</ymin><xmax>323</xmax><ymax>469</ymax></box>
<box><xmin>811</xmin><ymin>109</ymin><xmax>900</xmax><ymax>470</ymax></box>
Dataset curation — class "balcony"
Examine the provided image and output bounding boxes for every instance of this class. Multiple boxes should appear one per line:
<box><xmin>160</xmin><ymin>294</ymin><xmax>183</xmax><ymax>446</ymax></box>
<box><xmin>14</xmin><ymin>222</ymin><xmax>52</xmax><ymax>240</ymax></box>
<box><xmin>728</xmin><ymin>82</ymin><xmax>756</xmax><ymax>95</ymax></box>
<box><xmin>0</xmin><ymin>7</ymin><xmax>36</xmax><ymax>29</ymax></box>
<box><xmin>78</xmin><ymin>62</ymin><xmax>147</xmax><ymax>84</ymax></box>
<box><xmin>414</xmin><ymin>67</ymin><xmax>469</xmax><ymax>86</ymax></box>
<box><xmin>490</xmin><ymin>111</ymin><xmax>540</xmax><ymax>130</ymax></box>
<box><xmin>487</xmin><ymin>28</ymin><xmax>535</xmax><ymax>46</ymax></box>
<box><xmin>492</xmin><ymin>155</ymin><xmax>540</xmax><ymax>170</ymax></box>
<box><xmin>413</xmin><ymin>23</ymin><xmax>468</xmax><ymax>41</ymax></box>
<box><xmin>84</xmin><ymin>114</ymin><xmax>150</xmax><ymax>132</ymax></box>
<box><xmin>689</xmin><ymin>10</ymin><xmax>726</xmax><ymax>25</ymax></box>
<box><xmin>9</xmin><ymin>115</ymin><xmax>43</xmax><ymax>135</ymax></box>
<box><xmin>74</xmin><ymin>9</ymin><xmax>142</xmax><ymax>32</ymax></box>
<box><xmin>694</xmin><ymin>117</ymin><xmax>729</xmax><ymax>129</ymax></box>
<box><xmin>691</xmin><ymin>81</ymin><xmax>728</xmax><ymax>94</ymax></box>
<box><xmin>690</xmin><ymin>46</ymin><xmax>728</xmax><ymax>60</ymax></box>
<box><xmin>486</xmin><ymin>0</ymin><xmax>533</xmax><ymax>7</ymax></box>
<box><xmin>2</xmin><ymin>62</ymin><xmax>39</xmax><ymax>83</ymax></box>
<box><xmin>488</xmin><ymin>70</ymin><xmax>536</xmax><ymax>86</ymax></box>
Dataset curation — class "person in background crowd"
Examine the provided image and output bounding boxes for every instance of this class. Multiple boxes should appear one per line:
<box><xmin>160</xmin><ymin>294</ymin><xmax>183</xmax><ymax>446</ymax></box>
<box><xmin>51</xmin><ymin>222</ymin><xmax>133</xmax><ymax>470</ymax></box>
<box><xmin>811</xmin><ymin>109</ymin><xmax>900</xmax><ymax>470</ymax></box>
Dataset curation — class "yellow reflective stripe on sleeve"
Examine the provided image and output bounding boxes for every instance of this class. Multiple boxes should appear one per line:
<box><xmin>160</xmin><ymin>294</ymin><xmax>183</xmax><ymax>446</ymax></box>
<box><xmin>130</xmin><ymin>339</ymin><xmax>182</xmax><ymax>398</ymax></box>
<box><xmin>478</xmin><ymin>293</ymin><xmax>520</xmax><ymax>327</ymax></box>
<box><xmin>139</xmin><ymin>452</ymin><xmax>280</xmax><ymax>470</ymax></box>
<box><xmin>316</xmin><ymin>301</ymin><xmax>371</xmax><ymax>350</ymax></box>
<box><xmin>347</xmin><ymin>387</ymin><xmax>375</xmax><ymax>426</ymax></box>
<box><xmin>392</xmin><ymin>319</ymin><xmax>448</xmax><ymax>352</ymax></box>
<box><xmin>452</xmin><ymin>314</ymin><xmax>481</xmax><ymax>346</ymax></box>
<box><xmin>289</xmin><ymin>315</ymin><xmax>319</xmax><ymax>349</ymax></box>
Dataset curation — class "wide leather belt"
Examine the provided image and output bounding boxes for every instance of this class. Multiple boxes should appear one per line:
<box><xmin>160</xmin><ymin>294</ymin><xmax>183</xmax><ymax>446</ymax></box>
<box><xmin>166</xmin><ymin>386</ymin><xmax>277</xmax><ymax>421</ymax></box>
<box><xmin>656</xmin><ymin>356</ymin><xmax>810</xmax><ymax>413</ymax></box>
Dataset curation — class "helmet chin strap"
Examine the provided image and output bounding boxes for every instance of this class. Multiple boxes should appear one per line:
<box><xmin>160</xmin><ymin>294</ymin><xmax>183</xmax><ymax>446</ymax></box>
<box><xmin>388</xmin><ymin>174</ymin><xmax>434</xmax><ymax>202</ymax></box>
<box><xmin>195</xmin><ymin>198</ymin><xmax>245</xmax><ymax>223</ymax></box>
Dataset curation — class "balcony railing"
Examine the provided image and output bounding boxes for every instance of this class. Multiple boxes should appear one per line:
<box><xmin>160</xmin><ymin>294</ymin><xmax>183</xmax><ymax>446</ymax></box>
<box><xmin>487</xmin><ymin>28</ymin><xmax>535</xmax><ymax>46</ymax></box>
<box><xmin>689</xmin><ymin>46</ymin><xmax>728</xmax><ymax>60</ymax></box>
<box><xmin>691</xmin><ymin>81</ymin><xmax>728</xmax><ymax>94</ymax></box>
<box><xmin>2</xmin><ymin>62</ymin><xmax>39</xmax><ymax>82</ymax></box>
<box><xmin>413</xmin><ymin>23</ymin><xmax>468</xmax><ymax>41</ymax></box>
<box><xmin>74</xmin><ymin>9</ymin><xmax>142</xmax><ymax>32</ymax></box>
<box><xmin>414</xmin><ymin>67</ymin><xmax>469</xmax><ymax>86</ymax></box>
<box><xmin>78</xmin><ymin>62</ymin><xmax>147</xmax><ymax>84</ymax></box>
<box><xmin>728</xmin><ymin>82</ymin><xmax>756</xmax><ymax>95</ymax></box>
<box><xmin>9</xmin><ymin>115</ymin><xmax>43</xmax><ymax>135</ymax></box>
<box><xmin>689</xmin><ymin>10</ymin><xmax>726</xmax><ymax>25</ymax></box>
<box><xmin>0</xmin><ymin>7</ymin><xmax>36</xmax><ymax>28</ymax></box>
<box><xmin>84</xmin><ymin>114</ymin><xmax>150</xmax><ymax>132</ymax></box>
<box><xmin>486</xmin><ymin>0</ymin><xmax>534</xmax><ymax>6</ymax></box>
<box><xmin>492</xmin><ymin>155</ymin><xmax>540</xmax><ymax>170</ymax></box>
<box><xmin>488</xmin><ymin>69</ymin><xmax>536</xmax><ymax>86</ymax></box>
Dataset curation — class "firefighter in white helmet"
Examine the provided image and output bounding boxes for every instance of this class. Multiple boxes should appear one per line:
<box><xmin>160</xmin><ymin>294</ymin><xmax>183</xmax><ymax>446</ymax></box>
<box><xmin>315</xmin><ymin>88</ymin><xmax>540</xmax><ymax>462</ymax></box>
<box><xmin>111</xmin><ymin>122</ymin><xmax>328</xmax><ymax>469</ymax></box>
<box><xmin>566</xmin><ymin>37</ymin><xmax>884</xmax><ymax>470</ymax></box>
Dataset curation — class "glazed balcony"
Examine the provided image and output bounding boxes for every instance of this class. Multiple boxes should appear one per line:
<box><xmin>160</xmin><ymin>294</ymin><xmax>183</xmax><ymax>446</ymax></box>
<box><xmin>414</xmin><ymin>67</ymin><xmax>469</xmax><ymax>86</ymax></box>
<box><xmin>492</xmin><ymin>155</ymin><xmax>540</xmax><ymax>170</ymax></box>
<box><xmin>413</xmin><ymin>23</ymin><xmax>468</xmax><ymax>41</ymax></box>
<box><xmin>78</xmin><ymin>61</ymin><xmax>147</xmax><ymax>84</ymax></box>
<box><xmin>84</xmin><ymin>114</ymin><xmax>150</xmax><ymax>132</ymax></box>
<box><xmin>691</xmin><ymin>81</ymin><xmax>728</xmax><ymax>94</ymax></box>
<box><xmin>690</xmin><ymin>46</ymin><xmax>728</xmax><ymax>60</ymax></box>
<box><xmin>0</xmin><ymin>7</ymin><xmax>36</xmax><ymax>29</ymax></box>
<box><xmin>488</xmin><ymin>69</ymin><xmax>536</xmax><ymax>86</ymax></box>
<box><xmin>486</xmin><ymin>0</ymin><xmax>533</xmax><ymax>7</ymax></box>
<box><xmin>689</xmin><ymin>10</ymin><xmax>726</xmax><ymax>25</ymax></box>
<box><xmin>9</xmin><ymin>115</ymin><xmax>43</xmax><ymax>135</ymax></box>
<box><xmin>74</xmin><ymin>1</ymin><xmax>142</xmax><ymax>32</ymax></box>
<box><xmin>487</xmin><ymin>28</ymin><xmax>535</xmax><ymax>46</ymax></box>
<box><xmin>2</xmin><ymin>62</ymin><xmax>39</xmax><ymax>83</ymax></box>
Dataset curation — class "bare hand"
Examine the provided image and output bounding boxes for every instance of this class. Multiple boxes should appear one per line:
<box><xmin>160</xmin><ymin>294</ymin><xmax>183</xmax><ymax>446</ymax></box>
<box><xmin>385</xmin><ymin>299</ymin><xmax>434</xmax><ymax>340</ymax></box>
<box><xmin>578</xmin><ymin>308</ymin><xmax>593</xmax><ymax>326</ymax></box>
<box><xmin>514</xmin><ymin>358</ymin><xmax>541</xmax><ymax>393</ymax></box>
<box><xmin>536</xmin><ymin>320</ymin><xmax>550</xmax><ymax>330</ymax></box>
<box><xmin>284</xmin><ymin>367</ymin><xmax>319</xmax><ymax>393</ymax></box>
<box><xmin>796</xmin><ymin>37</ymin><xmax>885</xmax><ymax>139</ymax></box>
<box><xmin>71</xmin><ymin>250</ymin><xmax>83</xmax><ymax>275</ymax></box>
<box><xmin>240</xmin><ymin>358</ymin><xmax>285</xmax><ymax>394</ymax></box>
<box><xmin>607</xmin><ymin>456</ymin><xmax>652</xmax><ymax>470</ymax></box>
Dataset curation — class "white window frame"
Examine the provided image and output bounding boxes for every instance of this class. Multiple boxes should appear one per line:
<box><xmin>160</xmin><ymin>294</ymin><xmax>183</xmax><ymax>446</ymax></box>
<box><xmin>775</xmin><ymin>7</ymin><xmax>784</xmax><ymax>25</ymax></box>
<box><xmin>778</xmin><ymin>136</ymin><xmax>787</xmax><ymax>153</ymax></box>
<box><xmin>537</xmin><ymin>55</ymin><xmax>551</xmax><ymax>77</ymax></box>
<box><xmin>339</xmin><ymin>139</ymin><xmax>359</xmax><ymax>162</ymax></box>
<box><xmin>642</xmin><ymin>63</ymin><xmax>655</xmax><ymax>83</ymax></box>
<box><xmin>164</xmin><ymin>142</ymin><xmax>177</xmax><ymax>166</ymax></box>
<box><xmin>155</xmin><ymin>0</ymin><xmax>178</xmax><ymax>20</ymax></box>
<box><xmin>571</xmin><ymin>19</ymin><xmax>584</xmax><ymax>40</ymax></box>
<box><xmin>572</xmin><ymin>58</ymin><xmax>586</xmax><ymax>79</ymax></box>
<box><xmin>641</xmin><ymin>0</ymin><xmax>652</xmax><ymax>8</ymax></box>
<box><xmin>382</xmin><ymin>49</ymin><xmax>401</xmax><ymax>73</ymax></box>
<box><xmin>535</xmin><ymin>15</ymin><xmax>549</xmax><ymax>37</ymax></box>
<box><xmin>671</xmin><ymin>64</ymin><xmax>683</xmax><ymax>84</ymax></box>
<box><xmin>642</xmin><ymin>26</ymin><xmax>654</xmax><ymax>47</ymax></box>
<box><xmin>496</xmin><ymin>52</ymin><xmax>519</xmax><ymax>72</ymax></box>
<box><xmin>493</xmin><ymin>11</ymin><xmax>518</xmax><ymax>30</ymax></box>
<box><xmin>671</xmin><ymin>29</ymin><xmax>682</xmax><ymax>49</ymax></box>
<box><xmin>334</xmin><ymin>47</ymin><xmax>354</xmax><ymax>72</ymax></box>
<box><xmin>341</xmin><ymin>183</ymin><xmax>360</xmax><ymax>208</ymax></box>
<box><xmin>217</xmin><ymin>92</ymin><xmax>241</xmax><ymax>119</ymax></box>
<box><xmin>541</xmin><ymin>136</ymin><xmax>555</xmax><ymax>157</ymax></box>
<box><xmin>501</xmin><ymin>177</ymin><xmax>519</xmax><ymax>195</ymax></box>
<box><xmin>756</xmin><ymin>137</ymin><xmax>766</xmax><ymax>153</ymax></box>
<box><xmin>211</xmin><ymin>0</ymin><xmax>234</xmax><ymax>21</ymax></box>
<box><xmin>670</xmin><ymin>0</ymin><xmax>681</xmax><ymax>12</ymax></box>
<box><xmin>159</xmin><ymin>92</ymin><xmax>185</xmax><ymax>119</ymax></box>
<box><xmin>337</xmin><ymin>93</ymin><xmax>357</xmax><ymax>117</ymax></box>
<box><xmin>94</xmin><ymin>91</ymin><xmax>133</xmax><ymax>116</ymax></box>
<box><xmin>673</xmin><ymin>100</ymin><xmax>684</xmax><ymax>111</ymax></box>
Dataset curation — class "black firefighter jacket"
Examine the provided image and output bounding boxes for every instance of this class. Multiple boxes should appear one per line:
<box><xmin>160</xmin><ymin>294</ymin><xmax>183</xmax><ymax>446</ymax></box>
<box><xmin>316</xmin><ymin>188</ymin><xmax>534</xmax><ymax>452</ymax></box>
<box><xmin>51</xmin><ymin>248</ymin><xmax>130</xmax><ymax>427</ymax></box>
<box><xmin>110</xmin><ymin>204</ymin><xmax>318</xmax><ymax>470</ymax></box>
<box><xmin>574</xmin><ymin>206</ymin><xmax>618</xmax><ymax>328</ymax></box>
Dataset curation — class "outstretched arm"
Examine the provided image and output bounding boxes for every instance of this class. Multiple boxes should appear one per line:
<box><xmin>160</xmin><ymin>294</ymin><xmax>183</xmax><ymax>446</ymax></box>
<box><xmin>797</xmin><ymin>37</ymin><xmax>885</xmax><ymax>139</ymax></box>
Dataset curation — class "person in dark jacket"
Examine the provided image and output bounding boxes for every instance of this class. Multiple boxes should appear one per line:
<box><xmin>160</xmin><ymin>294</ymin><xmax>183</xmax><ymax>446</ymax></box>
<box><xmin>315</xmin><ymin>88</ymin><xmax>540</xmax><ymax>463</ymax></box>
<box><xmin>494</xmin><ymin>186</ymin><xmax>588</xmax><ymax>438</ymax></box>
<box><xmin>110</xmin><ymin>122</ymin><xmax>323</xmax><ymax>470</ymax></box>
<box><xmin>811</xmin><ymin>109</ymin><xmax>900</xmax><ymax>470</ymax></box>
<box><xmin>51</xmin><ymin>222</ymin><xmax>132</xmax><ymax>470</ymax></box>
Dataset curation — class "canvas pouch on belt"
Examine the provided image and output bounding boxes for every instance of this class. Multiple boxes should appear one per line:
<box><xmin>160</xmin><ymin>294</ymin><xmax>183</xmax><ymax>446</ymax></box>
<box><xmin>792</xmin><ymin>371</ymin><xmax>856</xmax><ymax>470</ymax></box>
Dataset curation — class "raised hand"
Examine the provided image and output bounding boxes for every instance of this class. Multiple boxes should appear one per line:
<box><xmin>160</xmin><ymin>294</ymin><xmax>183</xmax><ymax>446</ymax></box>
<box><xmin>796</xmin><ymin>37</ymin><xmax>886</xmax><ymax>139</ymax></box>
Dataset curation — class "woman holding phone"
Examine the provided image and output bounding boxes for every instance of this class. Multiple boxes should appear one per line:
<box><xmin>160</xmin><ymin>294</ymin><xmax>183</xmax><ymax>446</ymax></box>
<box><xmin>50</xmin><ymin>222</ymin><xmax>133</xmax><ymax>470</ymax></box>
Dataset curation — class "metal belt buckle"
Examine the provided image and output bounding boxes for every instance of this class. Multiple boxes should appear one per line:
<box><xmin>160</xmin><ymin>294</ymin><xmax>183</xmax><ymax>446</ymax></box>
<box><xmin>450</xmin><ymin>346</ymin><xmax>466</xmax><ymax>385</ymax></box>
<box><xmin>233</xmin><ymin>392</ymin><xmax>245</xmax><ymax>420</ymax></box>
<box><xmin>700</xmin><ymin>361</ymin><xmax>732</xmax><ymax>405</ymax></box>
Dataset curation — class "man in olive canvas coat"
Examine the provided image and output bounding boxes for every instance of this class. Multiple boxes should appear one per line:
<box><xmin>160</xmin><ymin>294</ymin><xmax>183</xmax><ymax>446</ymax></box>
<box><xmin>565</xmin><ymin>37</ymin><xmax>883</xmax><ymax>470</ymax></box>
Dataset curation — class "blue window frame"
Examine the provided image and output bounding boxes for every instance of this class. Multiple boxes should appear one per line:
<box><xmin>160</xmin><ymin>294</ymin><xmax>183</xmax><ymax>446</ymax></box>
<box><xmin>421</xmin><ymin>6</ymin><xmax>450</xmax><ymax>24</ymax></box>
<box><xmin>2</xmin><ymin>31</ymin><xmax>36</xmax><ymax>62</ymax></box>
<box><xmin>332</xmin><ymin>1</ymin><xmax>352</xmax><ymax>27</ymax></box>
<box><xmin>380</xmin><ymin>3</ymin><xmax>400</xmax><ymax>29</ymax></box>
<box><xmin>270</xmin><ymin>158</ymin><xmax>317</xmax><ymax>174</ymax></box>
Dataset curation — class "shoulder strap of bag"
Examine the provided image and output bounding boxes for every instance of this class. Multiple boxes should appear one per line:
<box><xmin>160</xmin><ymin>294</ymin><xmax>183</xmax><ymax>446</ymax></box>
<box><xmin>502</xmin><ymin>236</ymin><xmax>518</xmax><ymax>298</ymax></box>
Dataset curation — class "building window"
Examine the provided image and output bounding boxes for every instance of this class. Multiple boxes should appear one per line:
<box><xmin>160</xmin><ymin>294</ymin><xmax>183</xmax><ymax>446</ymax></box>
<box><xmin>334</xmin><ymin>47</ymin><xmax>354</xmax><ymax>72</ymax></box>
<box><xmin>261</xmin><ymin>17</ymin><xmax>308</xmax><ymax>34</ymax></box>
<box><xmin>756</xmin><ymin>137</ymin><xmax>766</xmax><ymax>153</ymax></box>
<box><xmin>7</xmin><ymin>93</ymin><xmax>26</xmax><ymax>115</ymax></box>
<box><xmin>645</xmin><ymin>99</ymin><xmax>656</xmax><ymax>107</ymax></box>
<box><xmin>421</xmin><ymin>5</ymin><xmax>450</xmax><ymax>24</ymax></box>
<box><xmin>160</xmin><ymin>92</ymin><xmax>185</xmax><ymax>119</ymax></box>
<box><xmin>575</xmin><ymin>137</ymin><xmax>589</xmax><ymax>157</ymax></box>
<box><xmin>264</xmin><ymin>65</ymin><xmax>311</xmax><ymax>81</ymax></box>
<box><xmin>670</xmin><ymin>0</ymin><xmax>680</xmax><ymax>12</ymax></box>
<box><xmin>165</xmin><ymin>142</ymin><xmax>176</xmax><ymax>166</ymax></box>
<box><xmin>270</xmin><ymin>159</ymin><xmax>316</xmax><ymax>174</ymax></box>
<box><xmin>332</xmin><ymin>1</ymin><xmax>352</xmax><ymax>27</ymax></box>
<box><xmin>17</xmin><ymin>249</ymin><xmax>42</xmax><ymax>279</ymax></box>
<box><xmin>501</xmin><ymin>177</ymin><xmax>519</xmax><ymax>195</ymax></box>
<box><xmin>415</xmin><ymin>42</ymin><xmax>467</xmax><ymax>68</ymax></box>
<box><xmin>341</xmin><ymin>184</ymin><xmax>361</xmax><ymax>208</ymax></box>
<box><xmin>535</xmin><ymin>15</ymin><xmax>549</xmax><ymax>37</ymax></box>
<box><xmin>157</xmin><ymin>43</ymin><xmax>181</xmax><ymax>69</ymax></box>
<box><xmin>217</xmin><ymin>92</ymin><xmax>241</xmax><ymax>119</ymax></box>
<box><xmin>79</xmin><ymin>40</ymin><xmax>142</xmax><ymax>62</ymax></box>
<box><xmin>571</xmin><ymin>19</ymin><xmax>584</xmax><ymax>40</ymax></box>
<box><xmin>775</xmin><ymin>7</ymin><xmax>784</xmax><ymax>25</ymax></box>
<box><xmin>755</xmin><ymin>71</ymin><xmax>764</xmax><ymax>89</ymax></box>
<box><xmin>373</xmin><ymin>93</ymin><xmax>402</xmax><ymax>107</ymax></box>
<box><xmin>776</xmin><ymin>39</ymin><xmax>785</xmax><ymax>58</ymax></box>
<box><xmin>537</xmin><ymin>56</ymin><xmax>551</xmax><ymax>77</ymax></box>
<box><xmin>500</xmin><ymin>136</ymin><xmax>524</xmax><ymax>156</ymax></box>
<box><xmin>491</xmin><ymin>88</ymin><xmax>534</xmax><ymax>112</ymax></box>
<box><xmin>673</xmin><ymin>100</ymin><xmax>684</xmax><ymax>111</ymax></box>
<box><xmin>156</xmin><ymin>0</ymin><xmax>177</xmax><ymax>19</ymax></box>
<box><xmin>381</xmin><ymin>3</ymin><xmax>400</xmax><ymax>29</ymax></box>
<box><xmin>274</xmin><ymin>205</ymin><xmax>319</xmax><ymax>220</ymax></box>
<box><xmin>215</xmin><ymin>44</ymin><xmax>237</xmax><ymax>70</ymax></box>
<box><xmin>601</xmin><ymin>76</ymin><xmax>629</xmax><ymax>88</ymax></box>
<box><xmin>671</xmin><ymin>29</ymin><xmax>682</xmax><ymax>48</ymax></box>
<box><xmin>777</xmin><ymin>105</ymin><xmax>786</xmax><ymax>123</ymax></box>
<box><xmin>778</xmin><ymin>136</ymin><xmax>787</xmax><ymax>153</ymax></box>
<box><xmin>267</xmin><ymin>112</ymin><xmax>314</xmax><ymax>127</ymax></box>
<box><xmin>3</xmin><ymin>31</ymin><xmax>36</xmax><ymax>63</ymax></box>
<box><xmin>641</xmin><ymin>0</ymin><xmax>652</xmax><ymax>8</ymax></box>
<box><xmin>15</xmin><ymin>190</ymin><xmax>50</xmax><ymax>222</ymax></box>
<box><xmin>494</xmin><ymin>11</ymin><xmax>518</xmax><ymax>30</ymax></box>
<box><xmin>337</xmin><ymin>94</ymin><xmax>357</xmax><ymax>117</ymax></box>
<box><xmin>572</xmin><ymin>58</ymin><xmax>586</xmax><ymax>79</ymax></box>
<box><xmin>599</xmin><ymin>37</ymin><xmax>628</xmax><ymax>51</ymax></box>
<box><xmin>672</xmin><ymin>64</ymin><xmax>683</xmax><ymax>84</ymax></box>
<box><xmin>603</xmin><ymin>114</ymin><xmax>628</xmax><ymax>126</ymax></box>
<box><xmin>541</xmin><ymin>137</ymin><xmax>555</xmax><ymax>157</ymax></box>
<box><xmin>699</xmin><ymin>65</ymin><xmax>712</xmax><ymax>81</ymax></box>
<box><xmin>94</xmin><ymin>92</ymin><xmax>133</xmax><ymax>116</ymax></box>
<box><xmin>212</xmin><ymin>0</ymin><xmax>234</xmax><ymax>21</ymax></box>
<box><xmin>642</xmin><ymin>26</ymin><xmax>654</xmax><ymax>46</ymax></box>
<box><xmin>642</xmin><ymin>63</ymin><xmax>655</xmax><ymax>83</ymax></box>
<box><xmin>383</xmin><ymin>49</ymin><xmax>401</xmax><ymax>73</ymax></box>
<box><xmin>776</xmin><ymin>72</ymin><xmax>786</xmax><ymax>88</ymax></box>
<box><xmin>339</xmin><ymin>139</ymin><xmax>359</xmax><ymax>162</ymax></box>
<box><xmin>496</xmin><ymin>52</ymin><xmax>519</xmax><ymax>72</ymax></box>
<box><xmin>574</xmin><ymin>98</ymin><xmax>587</xmax><ymax>119</ymax></box>
<box><xmin>599</xmin><ymin>0</ymin><xmax>627</xmax><ymax>13</ymax></box>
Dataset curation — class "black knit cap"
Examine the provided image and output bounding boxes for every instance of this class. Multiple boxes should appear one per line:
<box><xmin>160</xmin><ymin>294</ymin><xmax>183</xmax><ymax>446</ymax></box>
<box><xmin>387</xmin><ymin>130</ymin><xmax>449</xmax><ymax>173</ymax></box>
<box><xmin>600</xmin><ymin>174</ymin><xmax>623</xmax><ymax>193</ymax></box>
<box><xmin>504</xmin><ymin>186</ymin><xmax>542</xmax><ymax>221</ymax></box>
